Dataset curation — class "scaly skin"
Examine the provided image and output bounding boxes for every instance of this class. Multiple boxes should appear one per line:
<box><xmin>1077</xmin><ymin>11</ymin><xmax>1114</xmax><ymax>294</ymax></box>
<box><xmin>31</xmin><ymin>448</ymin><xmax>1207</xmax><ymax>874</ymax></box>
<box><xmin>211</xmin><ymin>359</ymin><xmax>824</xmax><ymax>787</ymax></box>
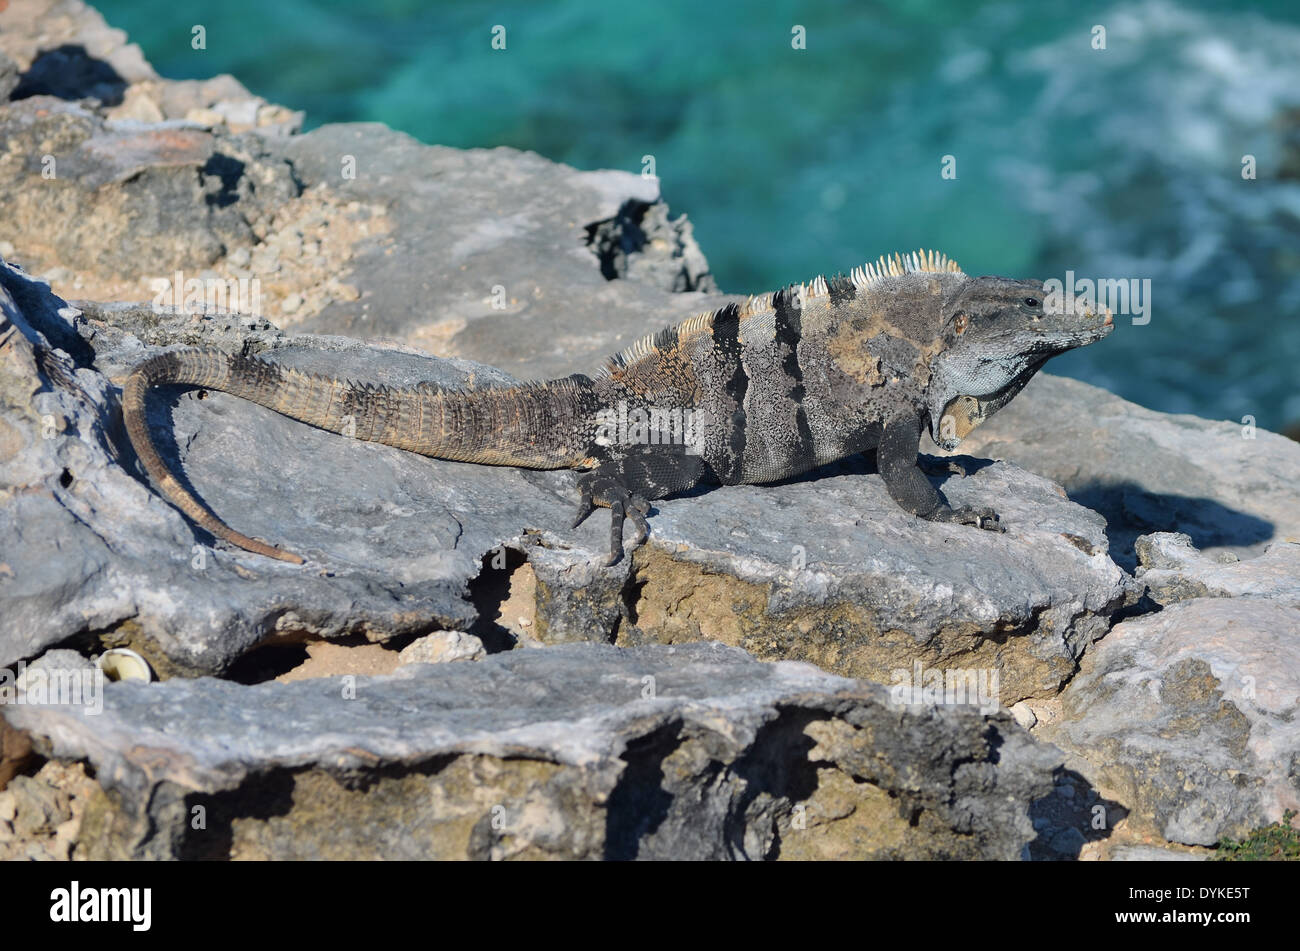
<box><xmin>123</xmin><ymin>250</ymin><xmax>1113</xmax><ymax>565</ymax></box>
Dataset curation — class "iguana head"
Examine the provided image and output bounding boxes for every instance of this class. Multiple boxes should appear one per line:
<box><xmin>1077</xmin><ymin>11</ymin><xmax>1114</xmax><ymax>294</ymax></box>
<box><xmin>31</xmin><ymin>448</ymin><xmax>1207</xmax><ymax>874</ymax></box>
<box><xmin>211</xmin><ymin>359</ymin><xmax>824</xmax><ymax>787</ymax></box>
<box><xmin>926</xmin><ymin>276</ymin><xmax>1113</xmax><ymax>450</ymax></box>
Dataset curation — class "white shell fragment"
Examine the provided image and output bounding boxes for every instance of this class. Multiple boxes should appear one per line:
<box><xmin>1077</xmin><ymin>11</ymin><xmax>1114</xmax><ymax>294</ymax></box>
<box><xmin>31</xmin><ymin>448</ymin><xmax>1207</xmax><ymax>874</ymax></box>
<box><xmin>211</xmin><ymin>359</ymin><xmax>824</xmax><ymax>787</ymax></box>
<box><xmin>97</xmin><ymin>648</ymin><xmax>154</xmax><ymax>683</ymax></box>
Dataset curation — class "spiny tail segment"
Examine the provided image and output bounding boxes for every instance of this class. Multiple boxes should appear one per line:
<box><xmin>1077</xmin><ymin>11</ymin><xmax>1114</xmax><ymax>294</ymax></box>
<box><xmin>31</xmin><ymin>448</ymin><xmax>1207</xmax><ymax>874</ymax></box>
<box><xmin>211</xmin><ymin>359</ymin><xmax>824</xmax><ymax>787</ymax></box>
<box><xmin>123</xmin><ymin>347</ymin><xmax>596</xmax><ymax>563</ymax></box>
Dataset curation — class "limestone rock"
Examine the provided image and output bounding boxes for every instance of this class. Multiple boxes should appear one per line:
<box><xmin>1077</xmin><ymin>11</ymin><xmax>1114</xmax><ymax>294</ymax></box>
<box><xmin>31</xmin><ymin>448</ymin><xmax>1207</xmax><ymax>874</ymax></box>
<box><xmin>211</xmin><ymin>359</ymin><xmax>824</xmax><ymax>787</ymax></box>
<box><xmin>0</xmin><ymin>50</ymin><xmax>19</xmax><ymax>102</ymax></box>
<box><xmin>398</xmin><ymin>631</ymin><xmax>485</xmax><ymax>665</ymax></box>
<box><xmin>1136</xmin><ymin>532</ymin><xmax>1300</xmax><ymax>608</ymax></box>
<box><xmin>0</xmin><ymin>262</ymin><xmax>481</xmax><ymax>675</ymax></box>
<box><xmin>2</xmin><ymin>642</ymin><xmax>1059</xmax><ymax>860</ymax></box>
<box><xmin>0</xmin><ymin>760</ymin><xmax>97</xmax><ymax>861</ymax></box>
<box><xmin>1042</xmin><ymin>598</ymin><xmax>1300</xmax><ymax>846</ymax></box>
<box><xmin>5</xmin><ymin>0</ymin><xmax>1299</xmax><ymax>864</ymax></box>
<box><xmin>960</xmin><ymin>374</ymin><xmax>1300</xmax><ymax>570</ymax></box>
<box><xmin>278</xmin><ymin>123</ymin><xmax>720</xmax><ymax>377</ymax></box>
<box><xmin>0</xmin><ymin>98</ymin><xmax>300</xmax><ymax>278</ymax></box>
<box><xmin>0</xmin><ymin>0</ymin><xmax>157</xmax><ymax>90</ymax></box>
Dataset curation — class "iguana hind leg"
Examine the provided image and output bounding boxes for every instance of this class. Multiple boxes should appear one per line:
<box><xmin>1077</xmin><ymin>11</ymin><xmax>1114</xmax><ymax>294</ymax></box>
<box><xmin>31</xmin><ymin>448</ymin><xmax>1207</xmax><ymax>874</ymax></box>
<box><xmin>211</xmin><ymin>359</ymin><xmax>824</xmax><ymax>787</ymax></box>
<box><xmin>571</xmin><ymin>471</ymin><xmax>650</xmax><ymax>566</ymax></box>
<box><xmin>571</xmin><ymin>448</ymin><xmax>706</xmax><ymax>565</ymax></box>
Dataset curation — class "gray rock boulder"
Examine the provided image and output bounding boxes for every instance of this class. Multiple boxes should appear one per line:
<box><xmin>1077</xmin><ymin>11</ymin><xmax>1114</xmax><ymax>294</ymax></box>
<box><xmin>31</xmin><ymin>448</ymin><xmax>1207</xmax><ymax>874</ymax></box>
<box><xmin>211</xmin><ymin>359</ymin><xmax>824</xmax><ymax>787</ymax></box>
<box><xmin>1136</xmin><ymin>532</ymin><xmax>1300</xmax><ymax>608</ymax></box>
<box><xmin>960</xmin><ymin>374</ymin><xmax>1300</xmax><ymax>570</ymax></box>
<box><xmin>0</xmin><ymin>0</ymin><xmax>157</xmax><ymax>99</ymax></box>
<box><xmin>278</xmin><ymin>123</ymin><xmax>718</xmax><ymax>379</ymax></box>
<box><xmin>0</xmin><ymin>97</ymin><xmax>300</xmax><ymax>280</ymax></box>
<box><xmin>959</xmin><ymin>377</ymin><xmax>1300</xmax><ymax>849</ymax></box>
<box><xmin>0</xmin><ymin>73</ymin><xmax>717</xmax><ymax>382</ymax></box>
<box><xmin>1</xmin><ymin>263</ymin><xmax>484</xmax><ymax>675</ymax></box>
<box><xmin>1</xmin><ymin>641</ymin><xmax>1059</xmax><ymax>860</ymax></box>
<box><xmin>398</xmin><ymin>631</ymin><xmax>485</xmax><ymax>665</ymax></box>
<box><xmin>600</xmin><ymin>456</ymin><xmax>1132</xmax><ymax>702</ymax></box>
<box><xmin>1041</xmin><ymin>597</ymin><xmax>1300</xmax><ymax>846</ymax></box>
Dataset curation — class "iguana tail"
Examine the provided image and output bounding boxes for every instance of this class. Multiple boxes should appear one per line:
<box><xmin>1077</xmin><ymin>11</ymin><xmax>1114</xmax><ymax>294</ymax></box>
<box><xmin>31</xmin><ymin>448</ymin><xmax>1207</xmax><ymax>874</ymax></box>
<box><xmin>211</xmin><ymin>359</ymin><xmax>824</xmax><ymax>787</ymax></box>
<box><xmin>122</xmin><ymin>347</ymin><xmax>597</xmax><ymax>563</ymax></box>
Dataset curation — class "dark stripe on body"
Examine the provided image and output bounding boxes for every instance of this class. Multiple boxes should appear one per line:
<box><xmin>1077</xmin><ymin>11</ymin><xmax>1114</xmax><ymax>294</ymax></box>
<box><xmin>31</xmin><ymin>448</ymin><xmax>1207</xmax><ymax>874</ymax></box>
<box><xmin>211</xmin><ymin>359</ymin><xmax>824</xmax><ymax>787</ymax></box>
<box><xmin>827</xmin><ymin>273</ymin><xmax>856</xmax><ymax>305</ymax></box>
<box><xmin>773</xmin><ymin>287</ymin><xmax>816</xmax><ymax>469</ymax></box>
<box><xmin>710</xmin><ymin>301</ymin><xmax>748</xmax><ymax>483</ymax></box>
<box><xmin>652</xmin><ymin>325</ymin><xmax>680</xmax><ymax>354</ymax></box>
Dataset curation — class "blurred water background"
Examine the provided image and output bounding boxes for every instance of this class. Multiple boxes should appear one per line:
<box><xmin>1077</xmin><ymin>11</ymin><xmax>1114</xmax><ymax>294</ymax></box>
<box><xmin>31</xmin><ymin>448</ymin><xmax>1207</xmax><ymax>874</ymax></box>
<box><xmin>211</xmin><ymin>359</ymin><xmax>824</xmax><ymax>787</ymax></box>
<box><xmin>98</xmin><ymin>0</ymin><xmax>1300</xmax><ymax>432</ymax></box>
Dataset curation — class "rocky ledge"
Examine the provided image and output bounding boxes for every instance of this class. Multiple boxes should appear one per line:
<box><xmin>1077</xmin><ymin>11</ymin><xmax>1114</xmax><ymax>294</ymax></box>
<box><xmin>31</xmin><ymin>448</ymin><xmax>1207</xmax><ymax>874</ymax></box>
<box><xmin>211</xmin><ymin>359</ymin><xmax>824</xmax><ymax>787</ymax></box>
<box><xmin>1</xmin><ymin>0</ymin><xmax>1298</xmax><ymax>860</ymax></box>
<box><xmin>1</xmin><ymin>641</ymin><xmax>1058</xmax><ymax>860</ymax></box>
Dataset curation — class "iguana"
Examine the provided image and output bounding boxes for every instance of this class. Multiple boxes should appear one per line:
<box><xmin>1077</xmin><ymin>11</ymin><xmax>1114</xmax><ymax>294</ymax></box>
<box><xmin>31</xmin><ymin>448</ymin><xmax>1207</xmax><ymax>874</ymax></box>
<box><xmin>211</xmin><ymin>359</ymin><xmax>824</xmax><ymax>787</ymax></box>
<box><xmin>123</xmin><ymin>250</ymin><xmax>1112</xmax><ymax>566</ymax></box>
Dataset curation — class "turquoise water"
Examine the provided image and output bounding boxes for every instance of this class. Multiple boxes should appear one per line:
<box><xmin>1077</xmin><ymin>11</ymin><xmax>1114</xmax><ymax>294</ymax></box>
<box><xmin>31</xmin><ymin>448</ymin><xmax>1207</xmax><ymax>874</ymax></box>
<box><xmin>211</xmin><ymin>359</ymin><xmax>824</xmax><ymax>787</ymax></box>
<box><xmin>98</xmin><ymin>0</ymin><xmax>1300</xmax><ymax>430</ymax></box>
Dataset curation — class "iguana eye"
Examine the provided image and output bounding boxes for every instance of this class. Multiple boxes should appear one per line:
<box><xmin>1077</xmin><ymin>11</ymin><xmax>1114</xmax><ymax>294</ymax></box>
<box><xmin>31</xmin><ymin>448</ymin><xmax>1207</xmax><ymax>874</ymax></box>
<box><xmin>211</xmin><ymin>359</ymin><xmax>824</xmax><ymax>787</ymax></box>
<box><xmin>1024</xmin><ymin>297</ymin><xmax>1040</xmax><ymax>308</ymax></box>
<box><xmin>953</xmin><ymin>313</ymin><xmax>968</xmax><ymax>334</ymax></box>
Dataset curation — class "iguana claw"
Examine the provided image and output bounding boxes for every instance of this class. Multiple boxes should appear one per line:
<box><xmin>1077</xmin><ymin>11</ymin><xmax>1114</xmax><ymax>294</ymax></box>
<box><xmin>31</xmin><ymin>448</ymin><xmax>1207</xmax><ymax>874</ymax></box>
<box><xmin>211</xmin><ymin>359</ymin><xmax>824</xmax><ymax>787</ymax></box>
<box><xmin>947</xmin><ymin>506</ymin><xmax>1004</xmax><ymax>532</ymax></box>
<box><xmin>571</xmin><ymin>476</ymin><xmax>595</xmax><ymax>528</ymax></box>
<box><xmin>574</xmin><ymin>475</ymin><xmax>650</xmax><ymax>565</ymax></box>
<box><xmin>600</xmin><ymin>492</ymin><xmax>650</xmax><ymax>566</ymax></box>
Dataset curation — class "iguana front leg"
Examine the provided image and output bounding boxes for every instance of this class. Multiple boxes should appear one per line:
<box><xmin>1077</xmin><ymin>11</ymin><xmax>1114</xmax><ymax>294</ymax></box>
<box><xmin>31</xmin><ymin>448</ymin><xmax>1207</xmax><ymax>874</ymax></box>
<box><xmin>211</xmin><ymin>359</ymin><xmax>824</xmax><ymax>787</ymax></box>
<box><xmin>879</xmin><ymin>414</ymin><xmax>1004</xmax><ymax>531</ymax></box>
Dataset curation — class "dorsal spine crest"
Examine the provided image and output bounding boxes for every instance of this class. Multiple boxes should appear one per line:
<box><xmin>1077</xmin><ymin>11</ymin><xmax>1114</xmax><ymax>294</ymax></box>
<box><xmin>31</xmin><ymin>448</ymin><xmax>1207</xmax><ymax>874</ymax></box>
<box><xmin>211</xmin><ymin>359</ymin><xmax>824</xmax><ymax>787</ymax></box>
<box><xmin>603</xmin><ymin>249</ymin><xmax>963</xmax><ymax>377</ymax></box>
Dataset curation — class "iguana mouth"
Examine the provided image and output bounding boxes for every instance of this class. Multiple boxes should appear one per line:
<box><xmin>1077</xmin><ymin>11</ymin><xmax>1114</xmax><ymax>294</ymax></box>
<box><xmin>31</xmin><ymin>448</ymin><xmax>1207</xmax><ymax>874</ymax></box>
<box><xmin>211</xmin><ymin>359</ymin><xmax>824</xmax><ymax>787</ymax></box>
<box><xmin>1040</xmin><ymin>305</ymin><xmax>1115</xmax><ymax>345</ymax></box>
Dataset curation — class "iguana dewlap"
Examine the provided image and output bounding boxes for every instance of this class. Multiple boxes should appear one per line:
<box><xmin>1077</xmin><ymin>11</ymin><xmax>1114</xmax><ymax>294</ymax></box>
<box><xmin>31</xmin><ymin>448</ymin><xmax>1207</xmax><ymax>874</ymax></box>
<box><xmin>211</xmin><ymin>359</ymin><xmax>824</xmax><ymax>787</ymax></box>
<box><xmin>123</xmin><ymin>250</ymin><xmax>1113</xmax><ymax>566</ymax></box>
